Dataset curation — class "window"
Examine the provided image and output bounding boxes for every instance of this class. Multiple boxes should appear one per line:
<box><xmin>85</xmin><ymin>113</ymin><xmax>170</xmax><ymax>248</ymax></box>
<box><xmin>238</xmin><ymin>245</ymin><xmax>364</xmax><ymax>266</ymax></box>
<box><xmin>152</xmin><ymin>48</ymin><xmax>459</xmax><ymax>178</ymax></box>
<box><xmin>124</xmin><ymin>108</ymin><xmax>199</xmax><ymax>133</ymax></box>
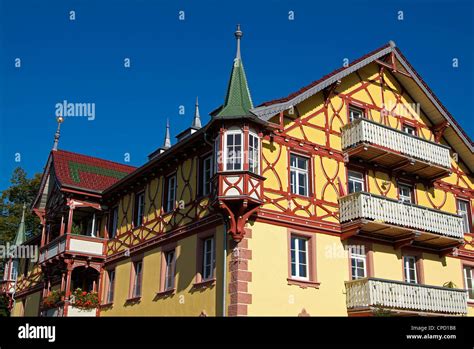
<box><xmin>132</xmin><ymin>261</ymin><xmax>143</xmax><ymax>298</ymax></box>
<box><xmin>290</xmin><ymin>154</ymin><xmax>309</xmax><ymax>196</ymax></box>
<box><xmin>403</xmin><ymin>124</ymin><xmax>417</xmax><ymax>136</ymax></box>
<box><xmin>164</xmin><ymin>250</ymin><xmax>176</xmax><ymax>291</ymax></box>
<box><xmin>457</xmin><ymin>199</ymin><xmax>471</xmax><ymax>233</ymax></box>
<box><xmin>106</xmin><ymin>269</ymin><xmax>115</xmax><ymax>303</ymax></box>
<box><xmin>463</xmin><ymin>266</ymin><xmax>474</xmax><ymax>300</ymax></box>
<box><xmin>22</xmin><ymin>259</ymin><xmax>29</xmax><ymax>277</ymax></box>
<box><xmin>348</xmin><ymin>170</ymin><xmax>365</xmax><ymax>194</ymax></box>
<box><xmin>202</xmin><ymin>237</ymin><xmax>215</xmax><ymax>280</ymax></box>
<box><xmin>290</xmin><ymin>236</ymin><xmax>309</xmax><ymax>280</ymax></box>
<box><xmin>399</xmin><ymin>184</ymin><xmax>414</xmax><ymax>204</ymax></box>
<box><xmin>134</xmin><ymin>191</ymin><xmax>145</xmax><ymax>227</ymax></box>
<box><xmin>109</xmin><ymin>207</ymin><xmax>118</xmax><ymax>239</ymax></box>
<box><xmin>249</xmin><ymin>132</ymin><xmax>260</xmax><ymax>174</ymax></box>
<box><xmin>201</xmin><ymin>155</ymin><xmax>213</xmax><ymax>196</ymax></box>
<box><xmin>403</xmin><ymin>256</ymin><xmax>418</xmax><ymax>284</ymax></box>
<box><xmin>225</xmin><ymin>131</ymin><xmax>243</xmax><ymax>171</ymax></box>
<box><xmin>10</xmin><ymin>261</ymin><xmax>18</xmax><ymax>281</ymax></box>
<box><xmin>349</xmin><ymin>106</ymin><xmax>364</xmax><ymax>122</ymax></box>
<box><xmin>350</xmin><ymin>246</ymin><xmax>366</xmax><ymax>280</ymax></box>
<box><xmin>165</xmin><ymin>175</ymin><xmax>177</xmax><ymax>212</ymax></box>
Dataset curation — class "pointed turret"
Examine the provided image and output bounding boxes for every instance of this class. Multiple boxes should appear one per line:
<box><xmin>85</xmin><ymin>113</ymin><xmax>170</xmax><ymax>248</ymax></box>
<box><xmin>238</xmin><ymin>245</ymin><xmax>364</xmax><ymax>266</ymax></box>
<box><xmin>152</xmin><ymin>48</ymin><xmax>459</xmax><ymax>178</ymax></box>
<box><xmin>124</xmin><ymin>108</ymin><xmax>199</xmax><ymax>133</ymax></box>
<box><xmin>12</xmin><ymin>204</ymin><xmax>26</xmax><ymax>247</ymax></box>
<box><xmin>176</xmin><ymin>98</ymin><xmax>203</xmax><ymax>142</ymax></box>
<box><xmin>148</xmin><ymin>119</ymin><xmax>172</xmax><ymax>160</ymax></box>
<box><xmin>214</xmin><ymin>24</ymin><xmax>253</xmax><ymax>118</ymax></box>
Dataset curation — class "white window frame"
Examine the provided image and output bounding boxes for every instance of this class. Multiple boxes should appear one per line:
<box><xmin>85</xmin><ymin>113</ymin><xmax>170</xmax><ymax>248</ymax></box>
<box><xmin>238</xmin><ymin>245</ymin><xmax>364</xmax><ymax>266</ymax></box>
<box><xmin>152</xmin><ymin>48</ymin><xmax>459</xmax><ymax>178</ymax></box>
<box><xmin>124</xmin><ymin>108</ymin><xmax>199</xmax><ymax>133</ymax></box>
<box><xmin>403</xmin><ymin>256</ymin><xmax>418</xmax><ymax>284</ymax></box>
<box><xmin>349</xmin><ymin>106</ymin><xmax>364</xmax><ymax>122</ymax></box>
<box><xmin>107</xmin><ymin>269</ymin><xmax>115</xmax><ymax>303</ymax></box>
<box><xmin>290</xmin><ymin>154</ymin><xmax>309</xmax><ymax>197</ymax></box>
<box><xmin>135</xmin><ymin>191</ymin><xmax>145</xmax><ymax>226</ymax></box>
<box><xmin>348</xmin><ymin>170</ymin><xmax>365</xmax><ymax>194</ymax></box>
<box><xmin>224</xmin><ymin>130</ymin><xmax>243</xmax><ymax>171</ymax></box>
<box><xmin>463</xmin><ymin>266</ymin><xmax>474</xmax><ymax>301</ymax></box>
<box><xmin>202</xmin><ymin>237</ymin><xmax>215</xmax><ymax>280</ymax></box>
<box><xmin>290</xmin><ymin>236</ymin><xmax>309</xmax><ymax>280</ymax></box>
<box><xmin>457</xmin><ymin>199</ymin><xmax>471</xmax><ymax>233</ymax></box>
<box><xmin>350</xmin><ymin>247</ymin><xmax>367</xmax><ymax>280</ymax></box>
<box><xmin>399</xmin><ymin>183</ymin><xmax>414</xmax><ymax>204</ymax></box>
<box><xmin>202</xmin><ymin>155</ymin><xmax>213</xmax><ymax>196</ymax></box>
<box><xmin>248</xmin><ymin>131</ymin><xmax>260</xmax><ymax>175</ymax></box>
<box><xmin>164</xmin><ymin>250</ymin><xmax>176</xmax><ymax>291</ymax></box>
<box><xmin>166</xmin><ymin>175</ymin><xmax>177</xmax><ymax>212</ymax></box>
<box><xmin>133</xmin><ymin>261</ymin><xmax>143</xmax><ymax>298</ymax></box>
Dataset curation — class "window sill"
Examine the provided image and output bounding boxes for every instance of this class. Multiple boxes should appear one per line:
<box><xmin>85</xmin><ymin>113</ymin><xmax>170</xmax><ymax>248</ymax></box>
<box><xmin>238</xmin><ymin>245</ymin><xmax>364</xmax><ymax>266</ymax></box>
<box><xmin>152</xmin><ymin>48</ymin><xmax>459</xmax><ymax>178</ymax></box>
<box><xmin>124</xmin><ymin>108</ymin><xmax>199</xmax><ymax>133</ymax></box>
<box><xmin>287</xmin><ymin>278</ymin><xmax>320</xmax><ymax>289</ymax></box>
<box><xmin>125</xmin><ymin>296</ymin><xmax>141</xmax><ymax>304</ymax></box>
<box><xmin>156</xmin><ymin>288</ymin><xmax>175</xmax><ymax>297</ymax></box>
<box><xmin>289</xmin><ymin>193</ymin><xmax>312</xmax><ymax>200</ymax></box>
<box><xmin>192</xmin><ymin>278</ymin><xmax>216</xmax><ymax>289</ymax></box>
<box><xmin>100</xmin><ymin>302</ymin><xmax>114</xmax><ymax>309</ymax></box>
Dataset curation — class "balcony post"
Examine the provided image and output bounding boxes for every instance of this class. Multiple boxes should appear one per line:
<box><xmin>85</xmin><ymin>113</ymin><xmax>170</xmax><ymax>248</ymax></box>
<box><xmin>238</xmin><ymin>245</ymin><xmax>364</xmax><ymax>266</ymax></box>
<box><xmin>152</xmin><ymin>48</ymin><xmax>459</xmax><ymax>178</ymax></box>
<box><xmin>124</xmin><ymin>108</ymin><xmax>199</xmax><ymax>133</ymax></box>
<box><xmin>66</xmin><ymin>207</ymin><xmax>74</xmax><ymax>234</ymax></box>
<box><xmin>40</xmin><ymin>223</ymin><xmax>46</xmax><ymax>247</ymax></box>
<box><xmin>59</xmin><ymin>215</ymin><xmax>65</xmax><ymax>236</ymax></box>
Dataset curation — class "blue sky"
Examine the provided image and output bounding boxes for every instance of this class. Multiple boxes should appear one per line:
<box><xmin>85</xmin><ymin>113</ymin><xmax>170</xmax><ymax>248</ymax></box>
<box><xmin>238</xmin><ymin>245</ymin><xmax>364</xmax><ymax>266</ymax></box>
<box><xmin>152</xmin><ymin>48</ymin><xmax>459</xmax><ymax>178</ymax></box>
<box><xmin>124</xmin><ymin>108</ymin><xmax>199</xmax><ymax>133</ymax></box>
<box><xmin>0</xmin><ymin>0</ymin><xmax>472</xmax><ymax>190</ymax></box>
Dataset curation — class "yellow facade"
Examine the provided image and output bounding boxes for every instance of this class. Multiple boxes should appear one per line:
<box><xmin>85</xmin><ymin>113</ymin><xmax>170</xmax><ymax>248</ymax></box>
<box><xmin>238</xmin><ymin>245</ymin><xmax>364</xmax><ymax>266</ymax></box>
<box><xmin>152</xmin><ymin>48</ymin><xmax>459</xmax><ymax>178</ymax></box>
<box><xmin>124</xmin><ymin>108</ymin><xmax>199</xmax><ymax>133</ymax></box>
<box><xmin>7</xmin><ymin>41</ymin><xmax>473</xmax><ymax>317</ymax></box>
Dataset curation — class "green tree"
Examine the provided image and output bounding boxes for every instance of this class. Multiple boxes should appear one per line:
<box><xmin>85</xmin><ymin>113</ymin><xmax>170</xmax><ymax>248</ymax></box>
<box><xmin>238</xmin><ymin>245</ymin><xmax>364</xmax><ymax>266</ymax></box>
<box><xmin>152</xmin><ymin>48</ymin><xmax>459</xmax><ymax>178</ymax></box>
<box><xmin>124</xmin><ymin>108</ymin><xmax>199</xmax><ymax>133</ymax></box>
<box><xmin>0</xmin><ymin>168</ymin><xmax>41</xmax><ymax>316</ymax></box>
<box><xmin>0</xmin><ymin>167</ymin><xmax>42</xmax><ymax>244</ymax></box>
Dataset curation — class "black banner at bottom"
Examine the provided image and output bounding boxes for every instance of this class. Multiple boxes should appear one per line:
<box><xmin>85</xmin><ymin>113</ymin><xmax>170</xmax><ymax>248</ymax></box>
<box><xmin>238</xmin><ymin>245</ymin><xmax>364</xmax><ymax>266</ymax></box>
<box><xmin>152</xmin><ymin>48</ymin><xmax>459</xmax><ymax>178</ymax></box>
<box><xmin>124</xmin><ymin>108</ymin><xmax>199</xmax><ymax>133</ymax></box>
<box><xmin>0</xmin><ymin>316</ymin><xmax>473</xmax><ymax>347</ymax></box>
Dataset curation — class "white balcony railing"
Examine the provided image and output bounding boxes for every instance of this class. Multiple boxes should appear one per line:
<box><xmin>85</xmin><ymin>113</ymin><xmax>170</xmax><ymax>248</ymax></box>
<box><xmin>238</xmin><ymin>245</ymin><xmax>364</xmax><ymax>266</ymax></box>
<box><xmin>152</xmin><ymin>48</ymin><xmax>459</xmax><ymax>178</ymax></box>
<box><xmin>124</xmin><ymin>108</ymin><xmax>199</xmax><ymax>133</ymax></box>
<box><xmin>345</xmin><ymin>278</ymin><xmax>468</xmax><ymax>315</ymax></box>
<box><xmin>342</xmin><ymin>118</ymin><xmax>451</xmax><ymax>169</ymax></box>
<box><xmin>39</xmin><ymin>234</ymin><xmax>105</xmax><ymax>263</ymax></box>
<box><xmin>339</xmin><ymin>192</ymin><xmax>464</xmax><ymax>239</ymax></box>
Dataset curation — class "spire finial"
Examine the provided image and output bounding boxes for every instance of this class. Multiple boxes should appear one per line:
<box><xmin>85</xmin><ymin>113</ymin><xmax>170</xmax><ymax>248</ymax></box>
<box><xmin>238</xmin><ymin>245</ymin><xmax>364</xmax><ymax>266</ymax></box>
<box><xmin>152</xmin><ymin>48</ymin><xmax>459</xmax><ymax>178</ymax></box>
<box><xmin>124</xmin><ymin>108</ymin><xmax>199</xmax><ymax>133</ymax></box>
<box><xmin>163</xmin><ymin>118</ymin><xmax>171</xmax><ymax>149</ymax></box>
<box><xmin>52</xmin><ymin>115</ymin><xmax>64</xmax><ymax>151</ymax></box>
<box><xmin>235</xmin><ymin>24</ymin><xmax>242</xmax><ymax>60</ymax></box>
<box><xmin>192</xmin><ymin>96</ymin><xmax>202</xmax><ymax>129</ymax></box>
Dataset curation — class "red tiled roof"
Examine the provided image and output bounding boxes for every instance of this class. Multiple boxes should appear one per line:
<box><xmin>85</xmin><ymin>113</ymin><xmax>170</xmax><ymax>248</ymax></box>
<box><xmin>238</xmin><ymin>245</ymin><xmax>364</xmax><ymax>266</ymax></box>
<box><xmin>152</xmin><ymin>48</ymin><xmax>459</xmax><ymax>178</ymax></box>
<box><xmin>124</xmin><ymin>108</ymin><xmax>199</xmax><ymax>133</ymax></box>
<box><xmin>257</xmin><ymin>43</ymin><xmax>391</xmax><ymax>107</ymax></box>
<box><xmin>52</xmin><ymin>149</ymin><xmax>137</xmax><ymax>193</ymax></box>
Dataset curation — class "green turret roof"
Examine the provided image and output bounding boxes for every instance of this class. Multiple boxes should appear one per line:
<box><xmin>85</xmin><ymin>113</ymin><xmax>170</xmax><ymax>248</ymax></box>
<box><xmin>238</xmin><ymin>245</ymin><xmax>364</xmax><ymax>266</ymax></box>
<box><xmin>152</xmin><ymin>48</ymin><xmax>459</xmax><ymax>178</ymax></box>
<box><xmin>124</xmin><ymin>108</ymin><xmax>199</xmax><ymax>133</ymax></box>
<box><xmin>12</xmin><ymin>204</ymin><xmax>26</xmax><ymax>247</ymax></box>
<box><xmin>216</xmin><ymin>25</ymin><xmax>253</xmax><ymax>118</ymax></box>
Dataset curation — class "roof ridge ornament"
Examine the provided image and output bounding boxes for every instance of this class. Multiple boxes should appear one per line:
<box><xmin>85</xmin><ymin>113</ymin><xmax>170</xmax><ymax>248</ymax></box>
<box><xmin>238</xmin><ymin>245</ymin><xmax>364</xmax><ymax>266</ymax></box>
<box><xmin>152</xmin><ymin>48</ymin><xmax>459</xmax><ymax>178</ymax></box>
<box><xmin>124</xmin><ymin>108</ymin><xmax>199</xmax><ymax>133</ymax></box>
<box><xmin>52</xmin><ymin>115</ymin><xmax>64</xmax><ymax>151</ymax></box>
<box><xmin>192</xmin><ymin>96</ymin><xmax>202</xmax><ymax>129</ymax></box>
<box><xmin>164</xmin><ymin>118</ymin><xmax>171</xmax><ymax>149</ymax></box>
<box><xmin>235</xmin><ymin>24</ymin><xmax>242</xmax><ymax>60</ymax></box>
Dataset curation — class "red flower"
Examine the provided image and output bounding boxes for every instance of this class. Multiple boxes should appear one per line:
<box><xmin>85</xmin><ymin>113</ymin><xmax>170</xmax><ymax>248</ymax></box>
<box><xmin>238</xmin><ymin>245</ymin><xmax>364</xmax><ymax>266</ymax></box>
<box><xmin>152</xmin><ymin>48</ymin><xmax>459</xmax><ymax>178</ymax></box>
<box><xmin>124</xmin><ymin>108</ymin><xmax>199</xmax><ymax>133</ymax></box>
<box><xmin>82</xmin><ymin>292</ymin><xmax>87</xmax><ymax>296</ymax></box>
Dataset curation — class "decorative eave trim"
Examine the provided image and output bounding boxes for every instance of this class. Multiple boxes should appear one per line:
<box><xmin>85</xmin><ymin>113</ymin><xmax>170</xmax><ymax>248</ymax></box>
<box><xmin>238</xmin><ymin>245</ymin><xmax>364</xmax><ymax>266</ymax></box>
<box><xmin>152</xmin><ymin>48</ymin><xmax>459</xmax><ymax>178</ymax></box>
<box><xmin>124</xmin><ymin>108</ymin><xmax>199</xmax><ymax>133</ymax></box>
<box><xmin>251</xmin><ymin>45</ymin><xmax>393</xmax><ymax>121</ymax></box>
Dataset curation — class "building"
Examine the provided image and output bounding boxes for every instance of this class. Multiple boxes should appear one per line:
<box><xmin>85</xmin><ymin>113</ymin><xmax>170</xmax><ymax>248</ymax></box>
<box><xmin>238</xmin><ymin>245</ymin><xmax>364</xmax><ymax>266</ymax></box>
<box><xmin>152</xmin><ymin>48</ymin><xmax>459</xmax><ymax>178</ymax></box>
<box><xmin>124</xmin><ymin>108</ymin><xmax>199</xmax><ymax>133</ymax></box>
<box><xmin>4</xmin><ymin>26</ymin><xmax>474</xmax><ymax>317</ymax></box>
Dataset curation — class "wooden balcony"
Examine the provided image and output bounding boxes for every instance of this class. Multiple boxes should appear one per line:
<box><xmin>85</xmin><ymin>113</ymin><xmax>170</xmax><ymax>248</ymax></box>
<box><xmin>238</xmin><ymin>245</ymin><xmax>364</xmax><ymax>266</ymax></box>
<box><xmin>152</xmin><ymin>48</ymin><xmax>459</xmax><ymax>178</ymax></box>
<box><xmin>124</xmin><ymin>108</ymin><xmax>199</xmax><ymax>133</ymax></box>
<box><xmin>345</xmin><ymin>277</ymin><xmax>468</xmax><ymax>316</ymax></box>
<box><xmin>342</xmin><ymin>118</ymin><xmax>452</xmax><ymax>180</ymax></box>
<box><xmin>39</xmin><ymin>233</ymin><xmax>106</xmax><ymax>264</ymax></box>
<box><xmin>339</xmin><ymin>192</ymin><xmax>464</xmax><ymax>250</ymax></box>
